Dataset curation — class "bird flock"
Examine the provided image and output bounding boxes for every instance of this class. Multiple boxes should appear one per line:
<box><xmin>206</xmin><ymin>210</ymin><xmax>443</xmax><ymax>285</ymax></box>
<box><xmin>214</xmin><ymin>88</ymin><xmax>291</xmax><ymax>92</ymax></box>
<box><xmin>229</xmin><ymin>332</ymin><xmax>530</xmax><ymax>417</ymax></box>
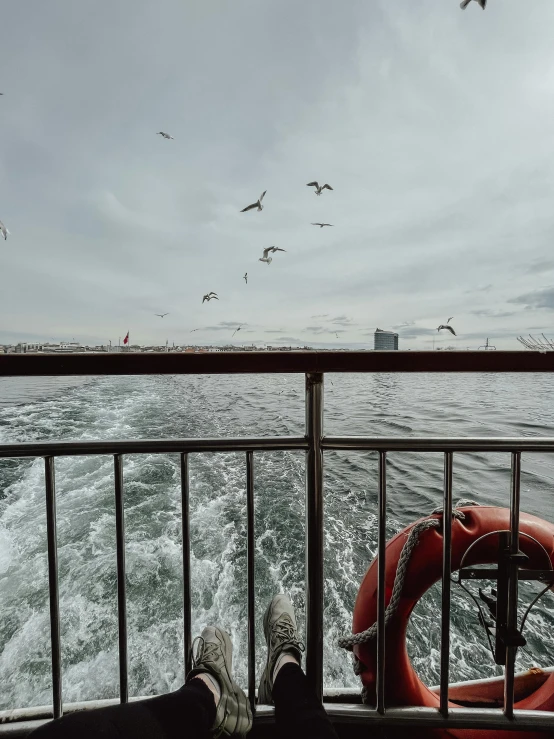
<box><xmin>1</xmin><ymin>0</ymin><xmax>484</xmax><ymax>343</ymax></box>
<box><xmin>154</xmin><ymin>127</ymin><xmax>335</xmax><ymax>327</ymax></box>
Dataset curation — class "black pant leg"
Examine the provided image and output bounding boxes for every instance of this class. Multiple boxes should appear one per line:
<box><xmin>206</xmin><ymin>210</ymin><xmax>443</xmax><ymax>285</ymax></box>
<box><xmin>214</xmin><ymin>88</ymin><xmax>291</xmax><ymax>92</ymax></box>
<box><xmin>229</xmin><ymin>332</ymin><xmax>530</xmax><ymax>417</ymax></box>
<box><xmin>29</xmin><ymin>679</ymin><xmax>215</xmax><ymax>739</ymax></box>
<box><xmin>272</xmin><ymin>663</ymin><xmax>339</xmax><ymax>739</ymax></box>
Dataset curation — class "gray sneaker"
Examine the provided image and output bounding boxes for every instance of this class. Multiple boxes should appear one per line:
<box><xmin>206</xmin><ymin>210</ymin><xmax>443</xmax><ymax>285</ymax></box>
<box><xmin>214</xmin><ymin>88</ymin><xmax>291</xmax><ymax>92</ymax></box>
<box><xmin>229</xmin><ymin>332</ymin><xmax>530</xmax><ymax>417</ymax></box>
<box><xmin>258</xmin><ymin>594</ymin><xmax>305</xmax><ymax>705</ymax></box>
<box><xmin>187</xmin><ymin>626</ymin><xmax>252</xmax><ymax>737</ymax></box>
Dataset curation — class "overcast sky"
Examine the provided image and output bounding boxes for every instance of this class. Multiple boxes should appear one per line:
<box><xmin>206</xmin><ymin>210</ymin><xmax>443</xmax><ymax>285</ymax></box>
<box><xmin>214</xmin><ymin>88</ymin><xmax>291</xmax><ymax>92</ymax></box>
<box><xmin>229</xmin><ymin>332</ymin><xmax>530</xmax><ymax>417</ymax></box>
<box><xmin>1</xmin><ymin>0</ymin><xmax>554</xmax><ymax>349</ymax></box>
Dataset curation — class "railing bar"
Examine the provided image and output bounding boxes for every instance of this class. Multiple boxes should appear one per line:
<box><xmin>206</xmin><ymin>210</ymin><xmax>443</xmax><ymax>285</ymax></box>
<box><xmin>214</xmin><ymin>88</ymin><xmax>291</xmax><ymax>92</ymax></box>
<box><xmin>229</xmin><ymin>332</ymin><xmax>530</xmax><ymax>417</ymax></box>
<box><xmin>180</xmin><ymin>453</ymin><xmax>192</xmax><ymax>677</ymax></box>
<box><xmin>6</xmin><ymin>436</ymin><xmax>554</xmax><ymax>458</ymax></box>
<box><xmin>440</xmin><ymin>451</ymin><xmax>454</xmax><ymax>717</ymax></box>
<box><xmin>321</xmin><ymin>437</ymin><xmax>554</xmax><ymax>453</ymax></box>
<box><xmin>305</xmin><ymin>372</ymin><xmax>324</xmax><ymax>702</ymax></box>
<box><xmin>376</xmin><ymin>451</ymin><xmax>387</xmax><ymax>715</ymax></box>
<box><xmin>2</xmin><ymin>349</ymin><xmax>554</xmax><ymax>377</ymax></box>
<box><xmin>114</xmin><ymin>454</ymin><xmax>128</xmax><ymax>703</ymax></box>
<box><xmin>504</xmin><ymin>451</ymin><xmax>521</xmax><ymax>719</ymax></box>
<box><xmin>246</xmin><ymin>452</ymin><xmax>256</xmax><ymax>714</ymax></box>
<box><xmin>44</xmin><ymin>457</ymin><xmax>62</xmax><ymax>719</ymax></box>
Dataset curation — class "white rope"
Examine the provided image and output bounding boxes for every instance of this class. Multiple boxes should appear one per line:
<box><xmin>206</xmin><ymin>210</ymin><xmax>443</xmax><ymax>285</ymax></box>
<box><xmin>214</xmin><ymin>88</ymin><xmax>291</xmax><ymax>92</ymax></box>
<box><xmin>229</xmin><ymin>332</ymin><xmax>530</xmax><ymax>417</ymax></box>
<box><xmin>338</xmin><ymin>501</ymin><xmax>480</xmax><ymax>652</ymax></box>
<box><xmin>338</xmin><ymin>517</ymin><xmax>441</xmax><ymax>650</ymax></box>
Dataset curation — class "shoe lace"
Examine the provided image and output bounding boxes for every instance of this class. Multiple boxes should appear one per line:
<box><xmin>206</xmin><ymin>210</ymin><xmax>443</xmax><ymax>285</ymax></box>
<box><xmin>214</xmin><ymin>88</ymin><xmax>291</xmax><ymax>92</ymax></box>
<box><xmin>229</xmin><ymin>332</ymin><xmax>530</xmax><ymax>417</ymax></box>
<box><xmin>273</xmin><ymin>616</ymin><xmax>305</xmax><ymax>652</ymax></box>
<box><xmin>191</xmin><ymin>636</ymin><xmax>221</xmax><ymax>668</ymax></box>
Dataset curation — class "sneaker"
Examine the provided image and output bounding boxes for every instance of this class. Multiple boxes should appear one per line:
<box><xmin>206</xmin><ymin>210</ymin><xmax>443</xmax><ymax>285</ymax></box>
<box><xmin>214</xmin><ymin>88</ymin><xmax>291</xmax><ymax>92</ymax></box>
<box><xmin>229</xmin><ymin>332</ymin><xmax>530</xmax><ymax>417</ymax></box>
<box><xmin>258</xmin><ymin>594</ymin><xmax>305</xmax><ymax>704</ymax></box>
<box><xmin>187</xmin><ymin>626</ymin><xmax>253</xmax><ymax>737</ymax></box>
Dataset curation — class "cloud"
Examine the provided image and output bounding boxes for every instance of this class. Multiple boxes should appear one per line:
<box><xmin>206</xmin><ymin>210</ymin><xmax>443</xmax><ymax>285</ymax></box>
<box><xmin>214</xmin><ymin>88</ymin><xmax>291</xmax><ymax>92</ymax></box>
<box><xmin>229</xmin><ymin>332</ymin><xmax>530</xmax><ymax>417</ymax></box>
<box><xmin>469</xmin><ymin>309</ymin><xmax>518</xmax><ymax>318</ymax></box>
<box><xmin>508</xmin><ymin>287</ymin><xmax>554</xmax><ymax>310</ymax></box>
<box><xmin>330</xmin><ymin>315</ymin><xmax>354</xmax><ymax>326</ymax></box>
<box><xmin>311</xmin><ymin>314</ymin><xmax>329</xmax><ymax>319</ymax></box>
<box><xmin>304</xmin><ymin>326</ymin><xmax>329</xmax><ymax>334</ymax></box>
<box><xmin>392</xmin><ymin>321</ymin><xmax>415</xmax><ymax>329</ymax></box>
<box><xmin>525</xmin><ymin>259</ymin><xmax>554</xmax><ymax>275</ymax></box>
<box><xmin>273</xmin><ymin>336</ymin><xmax>306</xmax><ymax>344</ymax></box>
<box><xmin>465</xmin><ymin>284</ymin><xmax>493</xmax><ymax>294</ymax></box>
<box><xmin>204</xmin><ymin>322</ymin><xmax>248</xmax><ymax>331</ymax></box>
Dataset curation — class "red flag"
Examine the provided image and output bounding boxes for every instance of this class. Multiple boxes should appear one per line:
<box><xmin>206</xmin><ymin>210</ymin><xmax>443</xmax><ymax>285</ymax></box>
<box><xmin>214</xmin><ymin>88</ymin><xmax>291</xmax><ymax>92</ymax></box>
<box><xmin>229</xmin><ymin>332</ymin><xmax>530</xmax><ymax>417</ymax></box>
<box><xmin>123</xmin><ymin>332</ymin><xmax>129</xmax><ymax>345</ymax></box>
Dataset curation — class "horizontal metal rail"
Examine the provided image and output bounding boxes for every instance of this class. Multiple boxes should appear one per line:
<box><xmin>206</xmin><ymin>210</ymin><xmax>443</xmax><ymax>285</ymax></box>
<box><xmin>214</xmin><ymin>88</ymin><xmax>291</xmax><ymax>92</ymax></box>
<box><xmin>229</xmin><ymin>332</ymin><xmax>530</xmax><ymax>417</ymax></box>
<box><xmin>3</xmin><ymin>436</ymin><xmax>554</xmax><ymax>459</ymax></box>
<box><xmin>2</xmin><ymin>349</ymin><xmax>554</xmax><ymax>375</ymax></box>
<box><xmin>321</xmin><ymin>436</ymin><xmax>554</xmax><ymax>452</ymax></box>
<box><xmin>0</xmin><ymin>437</ymin><xmax>309</xmax><ymax>458</ymax></box>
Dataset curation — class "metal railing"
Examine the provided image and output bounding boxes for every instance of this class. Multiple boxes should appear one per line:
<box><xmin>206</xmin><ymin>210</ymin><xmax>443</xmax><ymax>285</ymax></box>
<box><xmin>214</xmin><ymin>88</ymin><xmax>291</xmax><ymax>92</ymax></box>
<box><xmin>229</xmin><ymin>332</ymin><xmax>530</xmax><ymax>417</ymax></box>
<box><xmin>1</xmin><ymin>351</ymin><xmax>554</xmax><ymax>734</ymax></box>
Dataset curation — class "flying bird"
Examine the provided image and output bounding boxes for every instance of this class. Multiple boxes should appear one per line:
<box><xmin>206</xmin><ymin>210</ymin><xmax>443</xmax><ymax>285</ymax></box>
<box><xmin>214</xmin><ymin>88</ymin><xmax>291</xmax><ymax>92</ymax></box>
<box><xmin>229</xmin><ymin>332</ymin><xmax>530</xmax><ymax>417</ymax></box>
<box><xmin>157</xmin><ymin>131</ymin><xmax>174</xmax><ymax>139</ymax></box>
<box><xmin>0</xmin><ymin>220</ymin><xmax>7</xmax><ymax>240</ymax></box>
<box><xmin>460</xmin><ymin>0</ymin><xmax>486</xmax><ymax>8</ymax></box>
<box><xmin>241</xmin><ymin>191</ymin><xmax>266</xmax><ymax>212</ymax></box>
<box><xmin>202</xmin><ymin>292</ymin><xmax>219</xmax><ymax>303</ymax></box>
<box><xmin>307</xmin><ymin>181</ymin><xmax>333</xmax><ymax>196</ymax></box>
<box><xmin>335</xmin><ymin>333</ymin><xmax>340</xmax><ymax>339</ymax></box>
<box><xmin>232</xmin><ymin>326</ymin><xmax>242</xmax><ymax>338</ymax></box>
<box><xmin>155</xmin><ymin>313</ymin><xmax>169</xmax><ymax>318</ymax></box>
<box><xmin>447</xmin><ymin>317</ymin><xmax>454</xmax><ymax>323</ymax></box>
<box><xmin>311</xmin><ymin>223</ymin><xmax>334</xmax><ymax>228</ymax></box>
<box><xmin>259</xmin><ymin>246</ymin><xmax>286</xmax><ymax>265</ymax></box>
<box><xmin>244</xmin><ymin>273</ymin><xmax>248</xmax><ymax>284</ymax></box>
<box><xmin>191</xmin><ymin>328</ymin><xmax>201</xmax><ymax>332</ymax></box>
<box><xmin>438</xmin><ymin>324</ymin><xmax>457</xmax><ymax>336</ymax></box>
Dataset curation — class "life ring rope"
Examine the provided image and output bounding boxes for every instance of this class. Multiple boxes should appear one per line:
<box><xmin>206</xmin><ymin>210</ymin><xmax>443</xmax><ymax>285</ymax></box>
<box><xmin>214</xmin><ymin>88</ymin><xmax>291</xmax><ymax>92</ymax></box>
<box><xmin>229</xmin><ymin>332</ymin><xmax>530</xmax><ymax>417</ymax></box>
<box><xmin>338</xmin><ymin>499</ymin><xmax>480</xmax><ymax>654</ymax></box>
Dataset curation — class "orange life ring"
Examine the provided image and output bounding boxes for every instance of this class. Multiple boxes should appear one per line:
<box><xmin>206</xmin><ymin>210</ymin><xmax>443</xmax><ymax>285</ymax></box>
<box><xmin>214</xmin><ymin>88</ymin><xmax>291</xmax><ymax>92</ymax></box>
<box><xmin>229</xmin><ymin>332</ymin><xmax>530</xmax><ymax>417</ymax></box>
<box><xmin>352</xmin><ymin>506</ymin><xmax>554</xmax><ymax>738</ymax></box>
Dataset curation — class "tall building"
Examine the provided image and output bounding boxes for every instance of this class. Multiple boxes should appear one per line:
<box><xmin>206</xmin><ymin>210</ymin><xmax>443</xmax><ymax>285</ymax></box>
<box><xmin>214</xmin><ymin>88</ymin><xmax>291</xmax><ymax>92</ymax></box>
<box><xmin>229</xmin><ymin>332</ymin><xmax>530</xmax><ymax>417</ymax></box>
<box><xmin>374</xmin><ymin>328</ymin><xmax>399</xmax><ymax>350</ymax></box>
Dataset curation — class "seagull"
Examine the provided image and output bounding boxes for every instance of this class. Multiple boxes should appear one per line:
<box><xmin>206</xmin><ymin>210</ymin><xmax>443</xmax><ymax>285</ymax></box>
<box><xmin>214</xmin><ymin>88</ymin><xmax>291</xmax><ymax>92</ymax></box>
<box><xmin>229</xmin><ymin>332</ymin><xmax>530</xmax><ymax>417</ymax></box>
<box><xmin>202</xmin><ymin>292</ymin><xmax>219</xmax><ymax>303</ymax></box>
<box><xmin>460</xmin><ymin>0</ymin><xmax>486</xmax><ymax>8</ymax></box>
<box><xmin>259</xmin><ymin>246</ymin><xmax>286</xmax><ymax>265</ymax></box>
<box><xmin>157</xmin><ymin>131</ymin><xmax>174</xmax><ymax>139</ymax></box>
<box><xmin>0</xmin><ymin>221</ymin><xmax>7</xmax><ymax>240</ymax></box>
<box><xmin>335</xmin><ymin>333</ymin><xmax>340</xmax><ymax>339</ymax></box>
<box><xmin>241</xmin><ymin>191</ymin><xmax>266</xmax><ymax>212</ymax></box>
<box><xmin>311</xmin><ymin>223</ymin><xmax>334</xmax><ymax>228</ymax></box>
<box><xmin>232</xmin><ymin>325</ymin><xmax>242</xmax><ymax>338</ymax></box>
<box><xmin>244</xmin><ymin>273</ymin><xmax>248</xmax><ymax>284</ymax></box>
<box><xmin>307</xmin><ymin>181</ymin><xmax>333</xmax><ymax>196</ymax></box>
<box><xmin>438</xmin><ymin>323</ymin><xmax>457</xmax><ymax>336</ymax></box>
<box><xmin>155</xmin><ymin>313</ymin><xmax>169</xmax><ymax>318</ymax></box>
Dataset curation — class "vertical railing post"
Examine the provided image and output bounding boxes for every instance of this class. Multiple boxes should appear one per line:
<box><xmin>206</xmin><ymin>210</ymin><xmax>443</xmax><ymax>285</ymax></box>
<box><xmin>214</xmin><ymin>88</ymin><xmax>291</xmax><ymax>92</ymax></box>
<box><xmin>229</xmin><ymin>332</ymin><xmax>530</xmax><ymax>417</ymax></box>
<box><xmin>305</xmin><ymin>372</ymin><xmax>324</xmax><ymax>701</ymax></box>
<box><xmin>440</xmin><ymin>451</ymin><xmax>454</xmax><ymax>717</ymax></box>
<box><xmin>376</xmin><ymin>451</ymin><xmax>387</xmax><ymax>714</ymax></box>
<box><xmin>504</xmin><ymin>451</ymin><xmax>521</xmax><ymax>719</ymax></box>
<box><xmin>246</xmin><ymin>451</ymin><xmax>256</xmax><ymax>713</ymax></box>
<box><xmin>180</xmin><ymin>453</ymin><xmax>192</xmax><ymax>677</ymax></box>
<box><xmin>114</xmin><ymin>454</ymin><xmax>128</xmax><ymax>703</ymax></box>
<box><xmin>44</xmin><ymin>456</ymin><xmax>62</xmax><ymax>719</ymax></box>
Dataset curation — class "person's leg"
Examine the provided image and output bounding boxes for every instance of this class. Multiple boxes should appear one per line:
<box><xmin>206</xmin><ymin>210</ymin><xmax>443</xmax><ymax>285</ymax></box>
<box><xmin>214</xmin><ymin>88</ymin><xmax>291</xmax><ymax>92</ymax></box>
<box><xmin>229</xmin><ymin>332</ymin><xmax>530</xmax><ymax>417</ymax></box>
<box><xmin>29</xmin><ymin>678</ymin><xmax>215</xmax><ymax>739</ymax></box>
<box><xmin>272</xmin><ymin>662</ymin><xmax>338</xmax><ymax>739</ymax></box>
<box><xmin>258</xmin><ymin>594</ymin><xmax>338</xmax><ymax>739</ymax></box>
<box><xmin>31</xmin><ymin>625</ymin><xmax>252</xmax><ymax>739</ymax></box>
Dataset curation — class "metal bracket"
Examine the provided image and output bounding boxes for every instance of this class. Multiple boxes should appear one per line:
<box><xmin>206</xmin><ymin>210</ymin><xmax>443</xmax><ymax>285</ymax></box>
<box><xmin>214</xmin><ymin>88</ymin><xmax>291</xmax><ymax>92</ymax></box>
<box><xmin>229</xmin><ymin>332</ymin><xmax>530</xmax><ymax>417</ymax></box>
<box><xmin>458</xmin><ymin>532</ymin><xmax>554</xmax><ymax>665</ymax></box>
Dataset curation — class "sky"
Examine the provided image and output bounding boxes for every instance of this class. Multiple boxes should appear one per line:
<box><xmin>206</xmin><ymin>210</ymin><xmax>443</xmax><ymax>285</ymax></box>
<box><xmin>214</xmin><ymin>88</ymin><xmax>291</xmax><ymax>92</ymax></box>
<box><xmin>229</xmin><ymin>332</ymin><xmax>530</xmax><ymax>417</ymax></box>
<box><xmin>1</xmin><ymin>0</ymin><xmax>554</xmax><ymax>349</ymax></box>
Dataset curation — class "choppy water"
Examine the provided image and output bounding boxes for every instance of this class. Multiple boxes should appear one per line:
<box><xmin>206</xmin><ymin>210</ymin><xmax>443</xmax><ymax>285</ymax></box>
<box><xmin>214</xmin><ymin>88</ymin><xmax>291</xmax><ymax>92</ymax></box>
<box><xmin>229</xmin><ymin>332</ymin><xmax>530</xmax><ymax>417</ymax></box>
<box><xmin>1</xmin><ymin>373</ymin><xmax>554</xmax><ymax>710</ymax></box>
